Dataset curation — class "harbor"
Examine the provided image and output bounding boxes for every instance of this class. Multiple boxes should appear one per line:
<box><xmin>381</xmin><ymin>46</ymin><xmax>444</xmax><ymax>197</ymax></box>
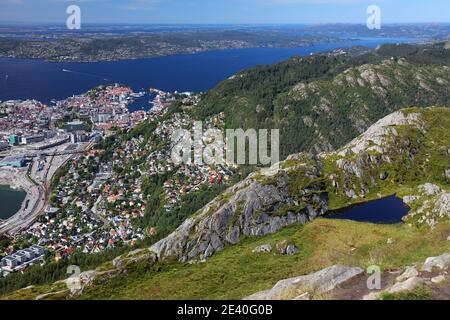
<box><xmin>0</xmin><ymin>185</ymin><xmax>26</xmax><ymax>221</ymax></box>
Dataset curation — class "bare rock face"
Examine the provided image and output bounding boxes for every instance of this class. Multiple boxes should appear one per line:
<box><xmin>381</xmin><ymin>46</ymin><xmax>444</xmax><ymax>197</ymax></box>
<box><xmin>113</xmin><ymin>248</ymin><xmax>158</xmax><ymax>269</ymax></box>
<box><xmin>293</xmin><ymin>292</ymin><xmax>311</xmax><ymax>300</ymax></box>
<box><xmin>244</xmin><ymin>265</ymin><xmax>364</xmax><ymax>300</ymax></box>
<box><xmin>338</xmin><ymin>111</ymin><xmax>422</xmax><ymax>157</ymax></box>
<box><xmin>363</xmin><ymin>292</ymin><xmax>381</xmax><ymax>300</ymax></box>
<box><xmin>151</xmin><ymin>160</ymin><xmax>327</xmax><ymax>262</ymax></box>
<box><xmin>365</xmin><ymin>252</ymin><xmax>450</xmax><ymax>299</ymax></box>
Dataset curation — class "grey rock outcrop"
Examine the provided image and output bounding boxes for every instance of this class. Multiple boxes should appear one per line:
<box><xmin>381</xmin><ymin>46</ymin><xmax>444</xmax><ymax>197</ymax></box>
<box><xmin>337</xmin><ymin>111</ymin><xmax>421</xmax><ymax>156</ymax></box>
<box><xmin>293</xmin><ymin>292</ymin><xmax>311</xmax><ymax>300</ymax></box>
<box><xmin>406</xmin><ymin>186</ymin><xmax>450</xmax><ymax>227</ymax></box>
<box><xmin>285</xmin><ymin>245</ymin><xmax>300</xmax><ymax>255</ymax></box>
<box><xmin>431</xmin><ymin>275</ymin><xmax>446</xmax><ymax>284</ymax></box>
<box><xmin>366</xmin><ymin>252</ymin><xmax>450</xmax><ymax>299</ymax></box>
<box><xmin>275</xmin><ymin>240</ymin><xmax>299</xmax><ymax>255</ymax></box>
<box><xmin>244</xmin><ymin>265</ymin><xmax>364</xmax><ymax>300</ymax></box>
<box><xmin>149</xmin><ymin>108</ymin><xmax>448</xmax><ymax>263</ymax></box>
<box><xmin>150</xmin><ymin>160</ymin><xmax>327</xmax><ymax>262</ymax></box>
<box><xmin>396</xmin><ymin>266</ymin><xmax>419</xmax><ymax>283</ymax></box>
<box><xmin>388</xmin><ymin>277</ymin><xmax>424</xmax><ymax>294</ymax></box>
<box><xmin>113</xmin><ymin>248</ymin><xmax>158</xmax><ymax>269</ymax></box>
<box><xmin>422</xmin><ymin>253</ymin><xmax>450</xmax><ymax>272</ymax></box>
<box><xmin>434</xmin><ymin>193</ymin><xmax>450</xmax><ymax>218</ymax></box>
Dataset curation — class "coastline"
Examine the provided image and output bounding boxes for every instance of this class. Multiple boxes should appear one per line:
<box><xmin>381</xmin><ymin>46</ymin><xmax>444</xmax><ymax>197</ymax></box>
<box><xmin>0</xmin><ymin>184</ymin><xmax>26</xmax><ymax>221</ymax></box>
<box><xmin>0</xmin><ymin>37</ymin><xmax>354</xmax><ymax>63</ymax></box>
<box><xmin>0</xmin><ymin>168</ymin><xmax>37</xmax><ymax>228</ymax></box>
<box><xmin>0</xmin><ymin>141</ymin><xmax>94</xmax><ymax>235</ymax></box>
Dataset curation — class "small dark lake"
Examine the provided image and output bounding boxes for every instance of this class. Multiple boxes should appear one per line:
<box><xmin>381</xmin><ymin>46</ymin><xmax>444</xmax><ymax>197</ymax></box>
<box><xmin>325</xmin><ymin>195</ymin><xmax>410</xmax><ymax>224</ymax></box>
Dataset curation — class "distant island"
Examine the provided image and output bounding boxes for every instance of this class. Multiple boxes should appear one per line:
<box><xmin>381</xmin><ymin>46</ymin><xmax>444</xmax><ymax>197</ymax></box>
<box><xmin>0</xmin><ymin>27</ymin><xmax>339</xmax><ymax>62</ymax></box>
<box><xmin>0</xmin><ymin>23</ymin><xmax>448</xmax><ymax>62</ymax></box>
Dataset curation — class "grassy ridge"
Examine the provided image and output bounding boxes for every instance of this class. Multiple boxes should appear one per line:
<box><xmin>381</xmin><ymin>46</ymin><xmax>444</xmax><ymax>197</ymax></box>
<box><xmin>72</xmin><ymin>219</ymin><xmax>450</xmax><ymax>300</ymax></box>
<box><xmin>5</xmin><ymin>218</ymin><xmax>450</xmax><ymax>300</ymax></box>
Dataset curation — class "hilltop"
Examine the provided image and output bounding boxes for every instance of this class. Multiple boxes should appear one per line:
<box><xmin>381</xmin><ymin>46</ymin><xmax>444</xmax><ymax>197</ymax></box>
<box><xmin>196</xmin><ymin>42</ymin><xmax>450</xmax><ymax>158</ymax></box>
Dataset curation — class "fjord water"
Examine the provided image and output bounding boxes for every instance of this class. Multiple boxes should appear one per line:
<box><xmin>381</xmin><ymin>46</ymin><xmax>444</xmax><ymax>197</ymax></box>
<box><xmin>0</xmin><ymin>37</ymin><xmax>414</xmax><ymax>103</ymax></box>
<box><xmin>0</xmin><ymin>185</ymin><xmax>26</xmax><ymax>220</ymax></box>
<box><xmin>325</xmin><ymin>195</ymin><xmax>410</xmax><ymax>224</ymax></box>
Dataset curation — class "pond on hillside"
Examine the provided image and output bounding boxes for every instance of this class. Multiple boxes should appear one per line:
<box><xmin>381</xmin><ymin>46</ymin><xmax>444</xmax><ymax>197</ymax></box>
<box><xmin>325</xmin><ymin>195</ymin><xmax>410</xmax><ymax>224</ymax></box>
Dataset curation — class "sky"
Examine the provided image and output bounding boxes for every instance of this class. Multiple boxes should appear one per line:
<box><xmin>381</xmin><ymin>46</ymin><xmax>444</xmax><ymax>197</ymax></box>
<box><xmin>0</xmin><ymin>0</ymin><xmax>449</xmax><ymax>25</ymax></box>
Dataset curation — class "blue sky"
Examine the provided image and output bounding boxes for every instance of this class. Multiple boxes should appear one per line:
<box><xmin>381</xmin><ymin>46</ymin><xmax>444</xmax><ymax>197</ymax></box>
<box><xmin>0</xmin><ymin>0</ymin><xmax>449</xmax><ymax>24</ymax></box>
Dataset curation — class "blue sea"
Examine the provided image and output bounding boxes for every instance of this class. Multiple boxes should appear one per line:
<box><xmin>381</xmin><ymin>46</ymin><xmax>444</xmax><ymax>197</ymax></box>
<box><xmin>0</xmin><ymin>37</ymin><xmax>415</xmax><ymax>104</ymax></box>
<box><xmin>0</xmin><ymin>185</ymin><xmax>26</xmax><ymax>220</ymax></box>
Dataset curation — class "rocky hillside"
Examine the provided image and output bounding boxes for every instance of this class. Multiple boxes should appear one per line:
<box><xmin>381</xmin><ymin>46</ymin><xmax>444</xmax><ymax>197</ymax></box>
<box><xmin>3</xmin><ymin>106</ymin><xmax>449</xmax><ymax>300</ymax></box>
<box><xmin>150</xmin><ymin>107</ymin><xmax>449</xmax><ymax>262</ymax></box>
<box><xmin>244</xmin><ymin>252</ymin><xmax>450</xmax><ymax>300</ymax></box>
<box><xmin>2</xmin><ymin>107</ymin><xmax>448</xmax><ymax>300</ymax></box>
<box><xmin>196</xmin><ymin>42</ymin><xmax>450</xmax><ymax>158</ymax></box>
<box><xmin>279</xmin><ymin>58</ymin><xmax>449</xmax><ymax>154</ymax></box>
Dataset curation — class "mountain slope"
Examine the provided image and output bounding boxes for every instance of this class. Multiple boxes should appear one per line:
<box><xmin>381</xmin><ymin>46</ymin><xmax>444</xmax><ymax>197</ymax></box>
<box><xmin>196</xmin><ymin>42</ymin><xmax>450</xmax><ymax>158</ymax></box>
<box><xmin>5</xmin><ymin>107</ymin><xmax>448</xmax><ymax>300</ymax></box>
<box><xmin>151</xmin><ymin>107</ymin><xmax>450</xmax><ymax>262</ymax></box>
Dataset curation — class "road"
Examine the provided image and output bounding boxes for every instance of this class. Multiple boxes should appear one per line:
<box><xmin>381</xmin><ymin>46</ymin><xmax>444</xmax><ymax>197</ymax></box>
<box><xmin>0</xmin><ymin>141</ymin><xmax>95</xmax><ymax>236</ymax></box>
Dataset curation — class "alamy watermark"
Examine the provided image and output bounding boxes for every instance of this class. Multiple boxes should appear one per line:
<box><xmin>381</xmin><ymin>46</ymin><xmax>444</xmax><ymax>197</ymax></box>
<box><xmin>171</xmin><ymin>122</ymin><xmax>280</xmax><ymax>171</ymax></box>
<box><xmin>66</xmin><ymin>5</ymin><xmax>81</xmax><ymax>30</ymax></box>
<box><xmin>367</xmin><ymin>5</ymin><xmax>381</xmax><ymax>30</ymax></box>
<box><xmin>66</xmin><ymin>265</ymin><xmax>82</xmax><ymax>290</ymax></box>
<box><xmin>367</xmin><ymin>265</ymin><xmax>382</xmax><ymax>290</ymax></box>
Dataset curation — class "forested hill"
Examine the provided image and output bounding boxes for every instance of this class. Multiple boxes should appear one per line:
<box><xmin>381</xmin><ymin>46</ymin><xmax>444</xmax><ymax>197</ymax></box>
<box><xmin>195</xmin><ymin>42</ymin><xmax>450</xmax><ymax>159</ymax></box>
